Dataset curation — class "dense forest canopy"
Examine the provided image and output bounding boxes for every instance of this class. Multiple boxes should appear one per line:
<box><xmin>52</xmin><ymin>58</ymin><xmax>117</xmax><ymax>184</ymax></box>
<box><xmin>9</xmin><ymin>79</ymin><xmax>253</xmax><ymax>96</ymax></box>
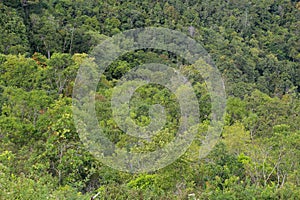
<box><xmin>0</xmin><ymin>0</ymin><xmax>299</xmax><ymax>199</ymax></box>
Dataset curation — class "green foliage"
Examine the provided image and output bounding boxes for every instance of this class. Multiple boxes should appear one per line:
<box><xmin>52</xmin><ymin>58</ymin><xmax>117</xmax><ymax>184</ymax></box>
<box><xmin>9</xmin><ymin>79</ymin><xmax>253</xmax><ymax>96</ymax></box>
<box><xmin>0</xmin><ymin>3</ymin><xmax>29</xmax><ymax>54</ymax></box>
<box><xmin>0</xmin><ymin>0</ymin><xmax>299</xmax><ymax>199</ymax></box>
<box><xmin>0</xmin><ymin>55</ymin><xmax>39</xmax><ymax>90</ymax></box>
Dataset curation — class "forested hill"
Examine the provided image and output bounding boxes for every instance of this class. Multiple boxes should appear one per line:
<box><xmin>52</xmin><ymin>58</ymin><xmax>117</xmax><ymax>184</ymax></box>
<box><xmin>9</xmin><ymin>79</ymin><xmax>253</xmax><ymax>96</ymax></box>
<box><xmin>1</xmin><ymin>0</ymin><xmax>300</xmax><ymax>96</ymax></box>
<box><xmin>0</xmin><ymin>0</ymin><xmax>300</xmax><ymax>199</ymax></box>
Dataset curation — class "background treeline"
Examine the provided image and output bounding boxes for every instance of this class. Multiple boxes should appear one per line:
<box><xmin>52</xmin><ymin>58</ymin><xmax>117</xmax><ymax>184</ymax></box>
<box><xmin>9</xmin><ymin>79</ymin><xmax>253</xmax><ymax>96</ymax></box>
<box><xmin>0</xmin><ymin>0</ymin><xmax>299</xmax><ymax>199</ymax></box>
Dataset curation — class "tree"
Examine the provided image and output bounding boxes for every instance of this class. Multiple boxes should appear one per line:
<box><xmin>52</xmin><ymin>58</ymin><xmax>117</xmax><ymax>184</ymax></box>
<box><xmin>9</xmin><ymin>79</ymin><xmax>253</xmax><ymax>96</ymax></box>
<box><xmin>0</xmin><ymin>3</ymin><xmax>29</xmax><ymax>54</ymax></box>
<box><xmin>0</xmin><ymin>55</ymin><xmax>39</xmax><ymax>91</ymax></box>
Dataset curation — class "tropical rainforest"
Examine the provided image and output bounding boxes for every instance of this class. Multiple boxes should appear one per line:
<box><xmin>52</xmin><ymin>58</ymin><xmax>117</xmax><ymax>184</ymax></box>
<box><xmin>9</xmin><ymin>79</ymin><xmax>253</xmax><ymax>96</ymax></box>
<box><xmin>0</xmin><ymin>0</ymin><xmax>300</xmax><ymax>199</ymax></box>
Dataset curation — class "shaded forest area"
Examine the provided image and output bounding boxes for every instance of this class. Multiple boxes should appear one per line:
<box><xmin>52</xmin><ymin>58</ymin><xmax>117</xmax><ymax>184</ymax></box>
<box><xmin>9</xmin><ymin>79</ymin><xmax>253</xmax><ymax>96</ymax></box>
<box><xmin>0</xmin><ymin>0</ymin><xmax>300</xmax><ymax>199</ymax></box>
